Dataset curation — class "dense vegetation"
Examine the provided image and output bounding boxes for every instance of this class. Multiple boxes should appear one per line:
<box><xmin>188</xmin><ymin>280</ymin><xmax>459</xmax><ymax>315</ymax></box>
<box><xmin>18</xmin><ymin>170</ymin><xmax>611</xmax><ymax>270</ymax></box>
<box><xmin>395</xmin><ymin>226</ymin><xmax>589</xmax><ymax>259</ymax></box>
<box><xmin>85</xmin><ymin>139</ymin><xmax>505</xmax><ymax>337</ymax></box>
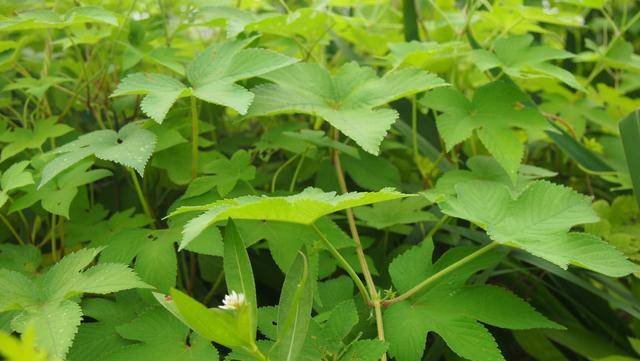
<box><xmin>0</xmin><ymin>0</ymin><xmax>639</xmax><ymax>360</ymax></box>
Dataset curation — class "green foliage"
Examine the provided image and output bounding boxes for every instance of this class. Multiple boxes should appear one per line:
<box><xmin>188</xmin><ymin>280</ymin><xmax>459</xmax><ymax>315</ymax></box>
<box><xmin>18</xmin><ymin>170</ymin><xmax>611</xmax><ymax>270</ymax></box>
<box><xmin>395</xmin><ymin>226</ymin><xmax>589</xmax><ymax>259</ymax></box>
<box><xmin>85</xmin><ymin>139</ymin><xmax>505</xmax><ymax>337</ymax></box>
<box><xmin>1</xmin><ymin>0</ymin><xmax>640</xmax><ymax>360</ymax></box>
<box><xmin>248</xmin><ymin>62</ymin><xmax>445</xmax><ymax>154</ymax></box>
<box><xmin>440</xmin><ymin>180</ymin><xmax>638</xmax><ymax>276</ymax></box>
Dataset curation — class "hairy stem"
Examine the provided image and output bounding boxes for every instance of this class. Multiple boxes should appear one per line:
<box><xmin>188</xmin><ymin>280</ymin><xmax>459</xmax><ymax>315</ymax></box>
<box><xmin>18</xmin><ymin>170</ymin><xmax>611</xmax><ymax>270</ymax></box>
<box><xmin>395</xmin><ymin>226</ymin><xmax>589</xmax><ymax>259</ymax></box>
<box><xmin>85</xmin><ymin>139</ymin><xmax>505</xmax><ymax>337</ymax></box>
<box><xmin>311</xmin><ymin>223</ymin><xmax>371</xmax><ymax>305</ymax></box>
<box><xmin>383</xmin><ymin>242</ymin><xmax>498</xmax><ymax>306</ymax></box>
<box><xmin>332</xmin><ymin>130</ymin><xmax>386</xmax><ymax>360</ymax></box>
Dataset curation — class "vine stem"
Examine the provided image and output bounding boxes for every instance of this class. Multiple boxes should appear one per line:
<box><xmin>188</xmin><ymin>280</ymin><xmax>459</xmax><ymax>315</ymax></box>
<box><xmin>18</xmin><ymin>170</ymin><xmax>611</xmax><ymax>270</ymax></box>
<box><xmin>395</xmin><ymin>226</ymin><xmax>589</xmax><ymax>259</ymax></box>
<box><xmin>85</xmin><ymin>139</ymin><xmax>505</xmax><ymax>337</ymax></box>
<box><xmin>332</xmin><ymin>130</ymin><xmax>386</xmax><ymax>360</ymax></box>
<box><xmin>191</xmin><ymin>96</ymin><xmax>199</xmax><ymax>180</ymax></box>
<box><xmin>128</xmin><ymin>168</ymin><xmax>156</xmax><ymax>228</ymax></box>
<box><xmin>311</xmin><ymin>223</ymin><xmax>371</xmax><ymax>305</ymax></box>
<box><xmin>0</xmin><ymin>213</ymin><xmax>24</xmax><ymax>245</ymax></box>
<box><xmin>383</xmin><ymin>242</ymin><xmax>498</xmax><ymax>306</ymax></box>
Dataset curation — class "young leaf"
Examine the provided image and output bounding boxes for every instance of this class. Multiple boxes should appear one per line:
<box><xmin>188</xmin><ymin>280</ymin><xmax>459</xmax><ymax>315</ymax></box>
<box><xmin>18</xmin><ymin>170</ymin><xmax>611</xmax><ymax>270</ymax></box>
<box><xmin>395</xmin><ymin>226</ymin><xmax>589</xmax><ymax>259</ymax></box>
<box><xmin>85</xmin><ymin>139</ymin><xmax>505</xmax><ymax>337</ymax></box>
<box><xmin>472</xmin><ymin>35</ymin><xmax>583</xmax><ymax>90</ymax></box>
<box><xmin>385</xmin><ymin>240</ymin><xmax>561</xmax><ymax>361</ymax></box>
<box><xmin>440</xmin><ymin>180</ymin><xmax>639</xmax><ymax>276</ymax></box>
<box><xmin>171</xmin><ymin>187</ymin><xmax>406</xmax><ymax>249</ymax></box>
<box><xmin>421</xmin><ymin>81</ymin><xmax>547</xmax><ymax>179</ymax></box>
<box><xmin>270</xmin><ymin>250</ymin><xmax>315</xmax><ymax>361</ymax></box>
<box><xmin>224</xmin><ymin>219</ymin><xmax>257</xmax><ymax>338</ymax></box>
<box><xmin>248</xmin><ymin>62</ymin><xmax>445</xmax><ymax>154</ymax></box>
<box><xmin>39</xmin><ymin>122</ymin><xmax>156</xmax><ymax>188</ymax></box>
<box><xmin>11</xmin><ymin>160</ymin><xmax>112</xmax><ymax>218</ymax></box>
<box><xmin>112</xmin><ymin>37</ymin><xmax>297</xmax><ymax>123</ymax></box>
<box><xmin>0</xmin><ymin>117</ymin><xmax>72</xmax><ymax>162</ymax></box>
<box><xmin>111</xmin><ymin>74</ymin><xmax>189</xmax><ymax>124</ymax></box>
<box><xmin>165</xmin><ymin>288</ymin><xmax>255</xmax><ymax>349</ymax></box>
<box><xmin>0</xmin><ymin>161</ymin><xmax>33</xmax><ymax>208</ymax></box>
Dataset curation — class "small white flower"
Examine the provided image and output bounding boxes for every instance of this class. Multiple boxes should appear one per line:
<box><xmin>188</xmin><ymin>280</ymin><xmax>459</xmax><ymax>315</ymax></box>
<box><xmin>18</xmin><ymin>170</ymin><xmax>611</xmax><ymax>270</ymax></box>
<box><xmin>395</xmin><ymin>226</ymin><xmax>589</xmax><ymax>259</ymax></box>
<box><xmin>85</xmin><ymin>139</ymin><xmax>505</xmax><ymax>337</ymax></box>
<box><xmin>219</xmin><ymin>291</ymin><xmax>246</xmax><ymax>310</ymax></box>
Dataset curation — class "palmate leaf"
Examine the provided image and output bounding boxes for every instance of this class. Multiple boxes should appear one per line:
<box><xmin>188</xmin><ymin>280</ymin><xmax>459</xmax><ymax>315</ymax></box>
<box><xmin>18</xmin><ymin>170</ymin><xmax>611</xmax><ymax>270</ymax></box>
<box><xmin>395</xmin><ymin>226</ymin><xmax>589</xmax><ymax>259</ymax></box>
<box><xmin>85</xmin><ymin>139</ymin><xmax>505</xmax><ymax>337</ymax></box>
<box><xmin>11</xmin><ymin>160</ymin><xmax>112</xmax><ymax>218</ymax></box>
<box><xmin>247</xmin><ymin>62</ymin><xmax>445</xmax><ymax>155</ymax></box>
<box><xmin>472</xmin><ymin>34</ymin><xmax>583</xmax><ymax>90</ymax></box>
<box><xmin>440</xmin><ymin>180</ymin><xmax>639</xmax><ymax>277</ymax></box>
<box><xmin>421</xmin><ymin>81</ymin><xmax>547</xmax><ymax>179</ymax></box>
<box><xmin>0</xmin><ymin>117</ymin><xmax>72</xmax><ymax>162</ymax></box>
<box><xmin>39</xmin><ymin>122</ymin><xmax>156</xmax><ymax>188</ymax></box>
<box><xmin>384</xmin><ymin>240</ymin><xmax>561</xmax><ymax>361</ymax></box>
<box><xmin>111</xmin><ymin>37</ymin><xmax>297</xmax><ymax>123</ymax></box>
<box><xmin>1</xmin><ymin>248</ymin><xmax>148</xmax><ymax>360</ymax></box>
<box><xmin>170</xmin><ymin>187</ymin><xmax>406</xmax><ymax>249</ymax></box>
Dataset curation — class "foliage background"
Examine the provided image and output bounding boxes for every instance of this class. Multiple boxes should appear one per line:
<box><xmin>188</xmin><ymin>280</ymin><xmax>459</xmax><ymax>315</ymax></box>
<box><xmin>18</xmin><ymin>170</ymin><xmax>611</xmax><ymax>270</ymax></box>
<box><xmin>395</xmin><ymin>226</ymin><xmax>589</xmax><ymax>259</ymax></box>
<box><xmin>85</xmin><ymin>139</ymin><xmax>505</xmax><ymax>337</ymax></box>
<box><xmin>0</xmin><ymin>0</ymin><xmax>639</xmax><ymax>360</ymax></box>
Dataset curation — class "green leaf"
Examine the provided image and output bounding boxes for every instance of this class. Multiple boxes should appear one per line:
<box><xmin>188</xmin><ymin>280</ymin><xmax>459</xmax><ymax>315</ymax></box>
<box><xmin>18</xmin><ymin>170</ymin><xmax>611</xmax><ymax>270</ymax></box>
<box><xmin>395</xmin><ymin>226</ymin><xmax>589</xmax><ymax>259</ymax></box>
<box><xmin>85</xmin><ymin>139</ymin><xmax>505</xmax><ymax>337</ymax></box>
<box><xmin>165</xmin><ymin>288</ymin><xmax>255</xmax><ymax>349</ymax></box>
<box><xmin>341</xmin><ymin>340</ymin><xmax>389</xmax><ymax>361</ymax></box>
<box><xmin>472</xmin><ymin>35</ymin><xmax>583</xmax><ymax>90</ymax></box>
<box><xmin>112</xmin><ymin>37</ymin><xmax>297</xmax><ymax>123</ymax></box>
<box><xmin>67</xmin><ymin>293</ymin><xmax>145</xmax><ymax>361</ymax></box>
<box><xmin>270</xmin><ymin>250</ymin><xmax>315</xmax><ymax>361</ymax></box>
<box><xmin>41</xmin><ymin>247</ymin><xmax>150</xmax><ymax>302</ymax></box>
<box><xmin>248</xmin><ymin>62</ymin><xmax>445</xmax><ymax>155</ymax></box>
<box><xmin>185</xmin><ymin>150</ymin><xmax>256</xmax><ymax>197</ymax></box>
<box><xmin>224</xmin><ymin>219</ymin><xmax>258</xmax><ymax>338</ymax></box>
<box><xmin>0</xmin><ymin>117</ymin><xmax>72</xmax><ymax>162</ymax></box>
<box><xmin>12</xmin><ymin>160</ymin><xmax>112</xmax><ymax>218</ymax></box>
<box><xmin>39</xmin><ymin>122</ymin><xmax>156</xmax><ymax>188</ymax></box>
<box><xmin>0</xmin><ymin>160</ymin><xmax>33</xmax><ymax>207</ymax></box>
<box><xmin>440</xmin><ymin>180</ymin><xmax>639</xmax><ymax>276</ymax></box>
<box><xmin>421</xmin><ymin>81</ymin><xmax>547</xmax><ymax>179</ymax></box>
<box><xmin>111</xmin><ymin>74</ymin><xmax>188</xmax><ymax>124</ymax></box>
<box><xmin>103</xmin><ymin>307</ymin><xmax>219</xmax><ymax>361</ymax></box>
<box><xmin>171</xmin><ymin>187</ymin><xmax>406</xmax><ymax>249</ymax></box>
<box><xmin>11</xmin><ymin>300</ymin><xmax>83</xmax><ymax>360</ymax></box>
<box><xmin>354</xmin><ymin>197</ymin><xmax>435</xmax><ymax>230</ymax></box>
<box><xmin>619</xmin><ymin>110</ymin><xmax>640</xmax><ymax>208</ymax></box>
<box><xmin>385</xmin><ymin>240</ymin><xmax>560</xmax><ymax>361</ymax></box>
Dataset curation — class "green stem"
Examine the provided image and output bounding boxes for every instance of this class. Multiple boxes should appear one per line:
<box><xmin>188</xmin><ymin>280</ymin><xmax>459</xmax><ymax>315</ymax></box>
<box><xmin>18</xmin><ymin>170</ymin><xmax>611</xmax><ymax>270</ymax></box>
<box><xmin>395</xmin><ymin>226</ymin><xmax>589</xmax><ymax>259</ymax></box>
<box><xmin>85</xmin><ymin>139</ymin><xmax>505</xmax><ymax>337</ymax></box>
<box><xmin>128</xmin><ymin>168</ymin><xmax>156</xmax><ymax>227</ymax></box>
<box><xmin>289</xmin><ymin>147</ymin><xmax>308</xmax><ymax>192</ymax></box>
<box><xmin>426</xmin><ymin>215</ymin><xmax>450</xmax><ymax>239</ymax></box>
<box><xmin>0</xmin><ymin>213</ymin><xmax>24</xmax><ymax>245</ymax></box>
<box><xmin>402</xmin><ymin>0</ymin><xmax>420</xmax><ymax>41</ymax></box>
<box><xmin>191</xmin><ymin>96</ymin><xmax>199</xmax><ymax>180</ymax></box>
<box><xmin>411</xmin><ymin>95</ymin><xmax>418</xmax><ymax>161</ymax></box>
<box><xmin>51</xmin><ymin>214</ymin><xmax>57</xmax><ymax>261</ymax></box>
<box><xmin>310</xmin><ymin>223</ymin><xmax>371</xmax><ymax>305</ymax></box>
<box><xmin>383</xmin><ymin>242</ymin><xmax>498</xmax><ymax>305</ymax></box>
<box><xmin>271</xmin><ymin>154</ymin><xmax>299</xmax><ymax>193</ymax></box>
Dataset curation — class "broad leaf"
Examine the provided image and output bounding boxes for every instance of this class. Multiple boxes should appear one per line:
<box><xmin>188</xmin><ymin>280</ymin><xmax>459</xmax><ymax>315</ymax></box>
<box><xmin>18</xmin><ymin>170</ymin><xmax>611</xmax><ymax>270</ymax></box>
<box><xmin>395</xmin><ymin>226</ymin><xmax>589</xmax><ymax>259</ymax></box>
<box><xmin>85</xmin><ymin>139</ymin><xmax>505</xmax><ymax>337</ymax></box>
<box><xmin>112</xmin><ymin>37</ymin><xmax>297</xmax><ymax>123</ymax></box>
<box><xmin>440</xmin><ymin>180</ymin><xmax>639</xmax><ymax>276</ymax></box>
<box><xmin>421</xmin><ymin>81</ymin><xmax>547</xmax><ymax>179</ymax></box>
<box><xmin>103</xmin><ymin>307</ymin><xmax>219</xmax><ymax>361</ymax></box>
<box><xmin>39</xmin><ymin>122</ymin><xmax>156</xmax><ymax>188</ymax></box>
<box><xmin>472</xmin><ymin>35</ymin><xmax>583</xmax><ymax>90</ymax></box>
<box><xmin>385</xmin><ymin>240</ymin><xmax>561</xmax><ymax>361</ymax></box>
<box><xmin>170</xmin><ymin>187</ymin><xmax>406</xmax><ymax>249</ymax></box>
<box><xmin>248</xmin><ymin>62</ymin><xmax>445</xmax><ymax>154</ymax></box>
